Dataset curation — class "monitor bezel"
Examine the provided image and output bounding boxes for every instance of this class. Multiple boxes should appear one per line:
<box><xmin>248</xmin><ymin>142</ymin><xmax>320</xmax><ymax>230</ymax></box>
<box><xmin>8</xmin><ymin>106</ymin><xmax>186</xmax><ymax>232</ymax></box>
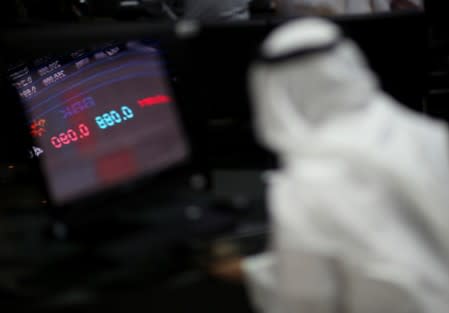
<box><xmin>1</xmin><ymin>22</ymin><xmax>209</xmax><ymax>218</ymax></box>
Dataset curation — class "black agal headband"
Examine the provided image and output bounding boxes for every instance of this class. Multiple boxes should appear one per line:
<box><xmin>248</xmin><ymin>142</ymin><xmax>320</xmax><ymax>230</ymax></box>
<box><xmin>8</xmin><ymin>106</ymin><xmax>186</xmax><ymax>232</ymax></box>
<box><xmin>258</xmin><ymin>36</ymin><xmax>341</xmax><ymax>64</ymax></box>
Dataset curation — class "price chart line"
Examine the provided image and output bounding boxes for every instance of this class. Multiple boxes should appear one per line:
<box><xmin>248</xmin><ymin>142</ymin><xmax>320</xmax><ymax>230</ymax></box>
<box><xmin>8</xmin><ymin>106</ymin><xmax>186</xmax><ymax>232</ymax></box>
<box><xmin>27</xmin><ymin>60</ymin><xmax>160</xmax><ymax>112</ymax></box>
<box><xmin>32</xmin><ymin>72</ymin><xmax>163</xmax><ymax>120</ymax></box>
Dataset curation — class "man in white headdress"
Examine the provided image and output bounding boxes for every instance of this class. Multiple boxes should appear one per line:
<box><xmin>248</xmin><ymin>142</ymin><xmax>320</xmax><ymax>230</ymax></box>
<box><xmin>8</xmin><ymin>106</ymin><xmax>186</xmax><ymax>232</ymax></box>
<box><xmin>210</xmin><ymin>18</ymin><xmax>449</xmax><ymax>313</ymax></box>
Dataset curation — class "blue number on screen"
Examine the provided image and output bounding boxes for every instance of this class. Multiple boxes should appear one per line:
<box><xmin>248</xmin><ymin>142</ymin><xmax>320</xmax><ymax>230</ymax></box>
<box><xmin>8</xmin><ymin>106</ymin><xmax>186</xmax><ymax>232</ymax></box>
<box><xmin>96</xmin><ymin>116</ymin><xmax>107</xmax><ymax>129</ymax></box>
<box><xmin>110</xmin><ymin>110</ymin><xmax>122</xmax><ymax>123</ymax></box>
<box><xmin>122</xmin><ymin>106</ymin><xmax>134</xmax><ymax>119</ymax></box>
<box><xmin>102</xmin><ymin>113</ymin><xmax>115</xmax><ymax>126</ymax></box>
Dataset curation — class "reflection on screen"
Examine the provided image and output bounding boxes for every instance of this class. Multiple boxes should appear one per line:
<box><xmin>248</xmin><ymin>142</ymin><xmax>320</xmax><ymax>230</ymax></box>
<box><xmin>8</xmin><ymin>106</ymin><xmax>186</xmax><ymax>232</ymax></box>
<box><xmin>9</xmin><ymin>41</ymin><xmax>189</xmax><ymax>205</ymax></box>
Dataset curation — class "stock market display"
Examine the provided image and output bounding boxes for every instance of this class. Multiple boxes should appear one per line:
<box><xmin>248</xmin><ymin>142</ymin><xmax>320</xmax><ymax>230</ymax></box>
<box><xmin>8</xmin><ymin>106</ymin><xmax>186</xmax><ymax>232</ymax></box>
<box><xmin>9</xmin><ymin>41</ymin><xmax>189</xmax><ymax>205</ymax></box>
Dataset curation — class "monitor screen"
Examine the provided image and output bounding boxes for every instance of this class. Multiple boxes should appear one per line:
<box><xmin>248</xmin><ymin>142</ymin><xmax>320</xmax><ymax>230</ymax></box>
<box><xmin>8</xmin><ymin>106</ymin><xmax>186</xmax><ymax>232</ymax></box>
<box><xmin>8</xmin><ymin>40</ymin><xmax>189</xmax><ymax>205</ymax></box>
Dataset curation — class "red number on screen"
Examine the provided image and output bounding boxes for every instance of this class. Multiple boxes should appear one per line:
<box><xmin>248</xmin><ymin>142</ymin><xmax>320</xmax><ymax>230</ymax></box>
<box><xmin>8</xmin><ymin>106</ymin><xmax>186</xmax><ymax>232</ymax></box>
<box><xmin>49</xmin><ymin>124</ymin><xmax>91</xmax><ymax>150</ymax></box>
<box><xmin>51</xmin><ymin>136</ymin><xmax>62</xmax><ymax>149</ymax></box>
<box><xmin>67</xmin><ymin>129</ymin><xmax>78</xmax><ymax>142</ymax></box>
<box><xmin>79</xmin><ymin>124</ymin><xmax>90</xmax><ymax>137</ymax></box>
<box><xmin>59</xmin><ymin>133</ymin><xmax>70</xmax><ymax>145</ymax></box>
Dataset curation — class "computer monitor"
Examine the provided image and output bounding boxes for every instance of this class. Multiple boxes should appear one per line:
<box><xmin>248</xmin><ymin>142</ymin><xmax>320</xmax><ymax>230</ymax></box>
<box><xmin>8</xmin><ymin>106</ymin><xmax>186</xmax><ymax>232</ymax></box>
<box><xmin>3</xmin><ymin>25</ymin><xmax>192</xmax><ymax>207</ymax></box>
